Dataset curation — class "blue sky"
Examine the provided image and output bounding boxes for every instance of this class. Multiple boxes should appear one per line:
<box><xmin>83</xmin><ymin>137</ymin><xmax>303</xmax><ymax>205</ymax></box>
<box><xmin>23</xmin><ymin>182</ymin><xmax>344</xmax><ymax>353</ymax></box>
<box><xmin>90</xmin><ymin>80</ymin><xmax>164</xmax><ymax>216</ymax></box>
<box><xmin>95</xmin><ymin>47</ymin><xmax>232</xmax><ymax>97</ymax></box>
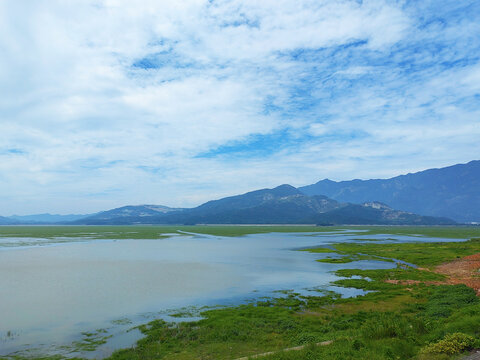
<box><xmin>0</xmin><ymin>0</ymin><xmax>479</xmax><ymax>215</ymax></box>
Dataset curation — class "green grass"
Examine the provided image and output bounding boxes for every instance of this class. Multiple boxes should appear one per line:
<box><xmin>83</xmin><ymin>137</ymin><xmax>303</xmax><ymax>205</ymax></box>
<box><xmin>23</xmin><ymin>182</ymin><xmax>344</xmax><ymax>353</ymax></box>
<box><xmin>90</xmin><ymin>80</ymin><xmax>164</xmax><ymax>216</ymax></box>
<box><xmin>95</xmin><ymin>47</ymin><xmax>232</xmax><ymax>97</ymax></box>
<box><xmin>305</xmin><ymin>238</ymin><xmax>480</xmax><ymax>269</ymax></box>
<box><xmin>317</xmin><ymin>254</ymin><xmax>391</xmax><ymax>264</ymax></box>
<box><xmin>1</xmin><ymin>225</ymin><xmax>478</xmax><ymax>240</ymax></box>
<box><xmin>103</xmin><ymin>285</ymin><xmax>480</xmax><ymax>360</ymax></box>
<box><xmin>0</xmin><ymin>225</ymin><xmax>341</xmax><ymax>239</ymax></box>
<box><xmin>300</xmin><ymin>247</ymin><xmax>383</xmax><ymax>264</ymax></box>
<box><xmin>344</xmin><ymin>225</ymin><xmax>480</xmax><ymax>239</ymax></box>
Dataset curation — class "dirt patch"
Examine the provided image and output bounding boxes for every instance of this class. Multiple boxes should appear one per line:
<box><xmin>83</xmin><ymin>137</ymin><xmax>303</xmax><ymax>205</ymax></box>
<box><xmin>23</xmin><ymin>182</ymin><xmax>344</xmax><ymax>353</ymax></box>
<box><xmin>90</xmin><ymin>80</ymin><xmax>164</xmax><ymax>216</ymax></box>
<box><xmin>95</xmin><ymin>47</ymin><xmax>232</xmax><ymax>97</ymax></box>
<box><xmin>435</xmin><ymin>253</ymin><xmax>480</xmax><ymax>296</ymax></box>
<box><xmin>383</xmin><ymin>253</ymin><xmax>480</xmax><ymax>296</ymax></box>
<box><xmin>384</xmin><ymin>279</ymin><xmax>443</xmax><ymax>286</ymax></box>
<box><xmin>234</xmin><ymin>341</ymin><xmax>333</xmax><ymax>360</ymax></box>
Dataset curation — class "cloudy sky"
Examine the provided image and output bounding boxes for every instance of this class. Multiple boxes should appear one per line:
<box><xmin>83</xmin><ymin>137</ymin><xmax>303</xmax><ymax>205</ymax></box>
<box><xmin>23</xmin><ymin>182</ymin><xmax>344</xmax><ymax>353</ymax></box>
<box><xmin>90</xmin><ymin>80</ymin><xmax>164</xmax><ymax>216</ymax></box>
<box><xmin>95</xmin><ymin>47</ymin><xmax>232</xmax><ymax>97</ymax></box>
<box><xmin>1</xmin><ymin>0</ymin><xmax>479</xmax><ymax>215</ymax></box>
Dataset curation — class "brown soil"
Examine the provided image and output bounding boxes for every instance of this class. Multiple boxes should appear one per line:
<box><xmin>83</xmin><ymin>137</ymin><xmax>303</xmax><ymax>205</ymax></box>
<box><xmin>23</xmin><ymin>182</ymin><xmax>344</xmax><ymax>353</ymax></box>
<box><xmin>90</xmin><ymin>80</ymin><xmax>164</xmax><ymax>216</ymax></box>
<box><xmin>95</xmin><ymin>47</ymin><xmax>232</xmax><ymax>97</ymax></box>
<box><xmin>384</xmin><ymin>279</ymin><xmax>443</xmax><ymax>286</ymax></box>
<box><xmin>435</xmin><ymin>253</ymin><xmax>480</xmax><ymax>296</ymax></box>
<box><xmin>384</xmin><ymin>253</ymin><xmax>480</xmax><ymax>296</ymax></box>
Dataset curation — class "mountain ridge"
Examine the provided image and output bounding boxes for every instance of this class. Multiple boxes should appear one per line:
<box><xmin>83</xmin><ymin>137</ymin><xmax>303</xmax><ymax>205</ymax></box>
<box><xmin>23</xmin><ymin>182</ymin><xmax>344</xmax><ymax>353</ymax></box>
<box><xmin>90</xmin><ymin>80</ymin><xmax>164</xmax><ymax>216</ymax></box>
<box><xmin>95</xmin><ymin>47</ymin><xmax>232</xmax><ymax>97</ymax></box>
<box><xmin>73</xmin><ymin>185</ymin><xmax>454</xmax><ymax>226</ymax></box>
<box><xmin>299</xmin><ymin>160</ymin><xmax>480</xmax><ymax>222</ymax></box>
<box><xmin>8</xmin><ymin>213</ymin><xmax>92</xmax><ymax>224</ymax></box>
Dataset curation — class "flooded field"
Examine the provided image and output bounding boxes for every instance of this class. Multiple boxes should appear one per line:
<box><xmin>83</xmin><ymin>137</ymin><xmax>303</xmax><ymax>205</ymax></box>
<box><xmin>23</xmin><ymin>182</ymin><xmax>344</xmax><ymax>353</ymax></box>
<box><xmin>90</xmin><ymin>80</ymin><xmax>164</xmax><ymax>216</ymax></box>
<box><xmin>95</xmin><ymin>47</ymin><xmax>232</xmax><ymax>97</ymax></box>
<box><xmin>0</xmin><ymin>228</ymin><xmax>466</xmax><ymax>358</ymax></box>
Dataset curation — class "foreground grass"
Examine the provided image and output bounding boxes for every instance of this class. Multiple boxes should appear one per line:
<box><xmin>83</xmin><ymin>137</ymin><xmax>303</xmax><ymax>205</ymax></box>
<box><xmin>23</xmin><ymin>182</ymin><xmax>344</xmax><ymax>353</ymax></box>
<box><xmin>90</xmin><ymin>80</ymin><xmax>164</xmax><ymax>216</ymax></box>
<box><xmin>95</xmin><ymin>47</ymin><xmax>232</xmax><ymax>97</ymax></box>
<box><xmin>104</xmin><ymin>285</ymin><xmax>480</xmax><ymax>360</ymax></box>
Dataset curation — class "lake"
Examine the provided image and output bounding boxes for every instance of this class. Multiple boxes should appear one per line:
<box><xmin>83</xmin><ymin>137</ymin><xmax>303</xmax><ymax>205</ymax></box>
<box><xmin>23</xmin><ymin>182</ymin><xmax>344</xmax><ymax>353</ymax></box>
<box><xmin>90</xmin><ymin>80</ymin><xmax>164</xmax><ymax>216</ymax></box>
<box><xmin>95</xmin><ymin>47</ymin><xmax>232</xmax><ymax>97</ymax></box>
<box><xmin>0</xmin><ymin>230</ymin><xmax>460</xmax><ymax>358</ymax></box>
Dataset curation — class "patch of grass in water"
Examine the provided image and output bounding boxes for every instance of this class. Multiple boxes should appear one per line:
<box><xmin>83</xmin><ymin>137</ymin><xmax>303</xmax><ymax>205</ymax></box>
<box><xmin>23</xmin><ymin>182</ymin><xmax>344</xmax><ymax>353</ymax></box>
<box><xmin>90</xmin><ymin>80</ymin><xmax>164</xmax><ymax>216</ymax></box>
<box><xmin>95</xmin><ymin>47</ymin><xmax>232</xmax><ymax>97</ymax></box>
<box><xmin>300</xmin><ymin>247</ymin><xmax>333</xmax><ymax>253</ymax></box>
<box><xmin>345</xmin><ymin>226</ymin><xmax>480</xmax><ymax>239</ymax></box>
<box><xmin>110</xmin><ymin>318</ymin><xmax>132</xmax><ymax>326</ymax></box>
<box><xmin>304</xmin><ymin>237</ymin><xmax>480</xmax><ymax>269</ymax></box>
<box><xmin>68</xmin><ymin>329</ymin><xmax>112</xmax><ymax>352</ymax></box>
<box><xmin>318</xmin><ymin>254</ymin><xmax>391</xmax><ymax>264</ymax></box>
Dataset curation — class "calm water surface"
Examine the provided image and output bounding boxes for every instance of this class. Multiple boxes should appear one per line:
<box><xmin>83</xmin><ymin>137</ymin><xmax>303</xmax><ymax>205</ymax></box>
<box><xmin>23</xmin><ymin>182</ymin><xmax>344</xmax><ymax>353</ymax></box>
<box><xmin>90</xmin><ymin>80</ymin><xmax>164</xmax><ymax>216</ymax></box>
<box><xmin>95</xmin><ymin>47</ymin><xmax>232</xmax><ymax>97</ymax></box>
<box><xmin>0</xmin><ymin>231</ymin><xmax>460</xmax><ymax>358</ymax></box>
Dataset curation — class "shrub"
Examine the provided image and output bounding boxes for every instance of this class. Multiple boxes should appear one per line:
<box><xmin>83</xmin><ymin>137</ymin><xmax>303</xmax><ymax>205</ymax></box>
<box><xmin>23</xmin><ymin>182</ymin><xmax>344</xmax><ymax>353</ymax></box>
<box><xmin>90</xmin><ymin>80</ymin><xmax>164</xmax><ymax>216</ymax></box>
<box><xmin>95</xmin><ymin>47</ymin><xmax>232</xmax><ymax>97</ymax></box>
<box><xmin>421</xmin><ymin>332</ymin><xmax>475</xmax><ymax>355</ymax></box>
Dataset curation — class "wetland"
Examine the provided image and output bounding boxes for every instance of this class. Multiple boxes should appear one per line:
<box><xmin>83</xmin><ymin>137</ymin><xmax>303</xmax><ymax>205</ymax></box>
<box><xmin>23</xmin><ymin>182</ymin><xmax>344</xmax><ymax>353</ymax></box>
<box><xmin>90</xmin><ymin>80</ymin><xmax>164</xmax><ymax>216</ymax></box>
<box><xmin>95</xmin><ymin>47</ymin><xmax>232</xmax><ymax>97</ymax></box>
<box><xmin>1</xmin><ymin>225</ymin><xmax>480</xmax><ymax>359</ymax></box>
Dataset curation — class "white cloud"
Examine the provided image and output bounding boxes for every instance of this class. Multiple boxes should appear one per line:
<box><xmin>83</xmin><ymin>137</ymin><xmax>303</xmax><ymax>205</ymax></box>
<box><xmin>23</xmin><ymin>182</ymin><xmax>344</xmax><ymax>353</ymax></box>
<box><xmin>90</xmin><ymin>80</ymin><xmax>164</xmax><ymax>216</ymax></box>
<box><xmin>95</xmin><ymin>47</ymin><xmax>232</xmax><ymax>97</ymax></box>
<box><xmin>0</xmin><ymin>0</ymin><xmax>479</xmax><ymax>214</ymax></box>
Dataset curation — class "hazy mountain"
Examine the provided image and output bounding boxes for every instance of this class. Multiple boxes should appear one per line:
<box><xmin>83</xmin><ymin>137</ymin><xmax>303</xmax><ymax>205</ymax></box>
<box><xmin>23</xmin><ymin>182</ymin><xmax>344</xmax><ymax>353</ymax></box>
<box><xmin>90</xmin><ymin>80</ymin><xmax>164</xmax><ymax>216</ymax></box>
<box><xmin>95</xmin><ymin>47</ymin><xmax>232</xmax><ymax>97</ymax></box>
<box><xmin>0</xmin><ymin>216</ymin><xmax>16</xmax><ymax>225</ymax></box>
<box><xmin>74</xmin><ymin>205</ymin><xmax>184</xmax><ymax>224</ymax></box>
<box><xmin>75</xmin><ymin>185</ymin><xmax>454</xmax><ymax>225</ymax></box>
<box><xmin>312</xmin><ymin>202</ymin><xmax>453</xmax><ymax>225</ymax></box>
<box><xmin>8</xmin><ymin>213</ymin><xmax>91</xmax><ymax>223</ymax></box>
<box><xmin>299</xmin><ymin>160</ymin><xmax>480</xmax><ymax>223</ymax></box>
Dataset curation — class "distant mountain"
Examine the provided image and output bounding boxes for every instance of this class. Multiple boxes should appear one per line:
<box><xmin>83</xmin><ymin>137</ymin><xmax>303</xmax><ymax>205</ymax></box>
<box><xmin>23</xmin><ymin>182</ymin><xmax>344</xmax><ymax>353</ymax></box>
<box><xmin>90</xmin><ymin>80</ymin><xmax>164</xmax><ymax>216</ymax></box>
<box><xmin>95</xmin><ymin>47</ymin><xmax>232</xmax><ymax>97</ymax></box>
<box><xmin>299</xmin><ymin>160</ymin><xmax>480</xmax><ymax>223</ymax></box>
<box><xmin>74</xmin><ymin>205</ymin><xmax>184</xmax><ymax>224</ymax></box>
<box><xmin>74</xmin><ymin>185</ymin><xmax>454</xmax><ymax>225</ymax></box>
<box><xmin>193</xmin><ymin>184</ymin><xmax>302</xmax><ymax>213</ymax></box>
<box><xmin>156</xmin><ymin>185</ymin><xmax>346</xmax><ymax>224</ymax></box>
<box><xmin>8</xmin><ymin>213</ymin><xmax>91</xmax><ymax>224</ymax></box>
<box><xmin>312</xmin><ymin>202</ymin><xmax>453</xmax><ymax>226</ymax></box>
<box><xmin>0</xmin><ymin>216</ymin><xmax>16</xmax><ymax>225</ymax></box>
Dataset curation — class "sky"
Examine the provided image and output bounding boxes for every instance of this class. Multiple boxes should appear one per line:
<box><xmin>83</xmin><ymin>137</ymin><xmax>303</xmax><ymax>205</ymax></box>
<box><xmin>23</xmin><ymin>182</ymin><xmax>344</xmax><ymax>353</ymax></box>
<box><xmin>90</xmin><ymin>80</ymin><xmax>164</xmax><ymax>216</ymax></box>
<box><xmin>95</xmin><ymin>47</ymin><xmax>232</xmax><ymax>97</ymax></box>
<box><xmin>1</xmin><ymin>0</ymin><xmax>479</xmax><ymax>215</ymax></box>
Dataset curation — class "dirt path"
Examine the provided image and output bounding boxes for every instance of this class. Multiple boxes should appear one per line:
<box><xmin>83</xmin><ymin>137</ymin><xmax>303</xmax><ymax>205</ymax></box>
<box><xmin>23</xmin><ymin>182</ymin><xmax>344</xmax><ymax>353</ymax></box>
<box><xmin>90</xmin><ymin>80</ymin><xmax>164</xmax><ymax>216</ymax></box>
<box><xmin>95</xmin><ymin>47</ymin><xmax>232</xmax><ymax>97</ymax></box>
<box><xmin>435</xmin><ymin>253</ymin><xmax>480</xmax><ymax>296</ymax></box>
<box><xmin>234</xmin><ymin>340</ymin><xmax>333</xmax><ymax>360</ymax></box>
<box><xmin>462</xmin><ymin>350</ymin><xmax>480</xmax><ymax>359</ymax></box>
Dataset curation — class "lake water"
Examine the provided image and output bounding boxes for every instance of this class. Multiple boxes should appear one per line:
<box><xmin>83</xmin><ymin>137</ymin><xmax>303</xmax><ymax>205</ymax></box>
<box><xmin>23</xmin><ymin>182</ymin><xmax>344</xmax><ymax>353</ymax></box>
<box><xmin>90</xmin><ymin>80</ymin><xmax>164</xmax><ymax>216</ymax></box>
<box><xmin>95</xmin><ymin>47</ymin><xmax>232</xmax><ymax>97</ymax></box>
<box><xmin>0</xmin><ymin>230</ymin><xmax>460</xmax><ymax>358</ymax></box>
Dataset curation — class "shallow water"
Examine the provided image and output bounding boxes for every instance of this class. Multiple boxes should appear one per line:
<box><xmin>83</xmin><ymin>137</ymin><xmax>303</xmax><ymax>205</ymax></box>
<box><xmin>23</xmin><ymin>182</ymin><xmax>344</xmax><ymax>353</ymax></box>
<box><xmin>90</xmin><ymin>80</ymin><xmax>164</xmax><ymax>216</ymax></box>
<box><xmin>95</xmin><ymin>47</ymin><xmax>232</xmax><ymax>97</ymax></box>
<box><xmin>0</xmin><ymin>231</ymin><xmax>462</xmax><ymax>358</ymax></box>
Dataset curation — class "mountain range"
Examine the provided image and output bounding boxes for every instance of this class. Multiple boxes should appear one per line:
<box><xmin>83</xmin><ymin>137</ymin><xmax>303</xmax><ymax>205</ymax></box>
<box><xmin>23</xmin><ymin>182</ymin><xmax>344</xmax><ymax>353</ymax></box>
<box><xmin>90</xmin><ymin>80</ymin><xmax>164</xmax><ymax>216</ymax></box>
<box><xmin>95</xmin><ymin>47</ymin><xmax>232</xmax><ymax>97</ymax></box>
<box><xmin>7</xmin><ymin>213</ymin><xmax>91</xmax><ymax>224</ymax></box>
<box><xmin>73</xmin><ymin>184</ymin><xmax>453</xmax><ymax>225</ymax></box>
<box><xmin>300</xmin><ymin>160</ymin><xmax>479</xmax><ymax>223</ymax></box>
<box><xmin>2</xmin><ymin>160</ymin><xmax>478</xmax><ymax>225</ymax></box>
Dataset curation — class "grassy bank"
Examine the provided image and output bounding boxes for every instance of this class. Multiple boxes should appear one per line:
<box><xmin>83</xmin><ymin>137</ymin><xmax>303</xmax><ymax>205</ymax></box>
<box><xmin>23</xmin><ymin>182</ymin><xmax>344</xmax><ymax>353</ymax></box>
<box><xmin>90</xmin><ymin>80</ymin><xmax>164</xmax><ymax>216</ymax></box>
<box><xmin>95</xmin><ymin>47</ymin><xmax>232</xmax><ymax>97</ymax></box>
<box><xmin>310</xmin><ymin>237</ymin><xmax>480</xmax><ymax>266</ymax></box>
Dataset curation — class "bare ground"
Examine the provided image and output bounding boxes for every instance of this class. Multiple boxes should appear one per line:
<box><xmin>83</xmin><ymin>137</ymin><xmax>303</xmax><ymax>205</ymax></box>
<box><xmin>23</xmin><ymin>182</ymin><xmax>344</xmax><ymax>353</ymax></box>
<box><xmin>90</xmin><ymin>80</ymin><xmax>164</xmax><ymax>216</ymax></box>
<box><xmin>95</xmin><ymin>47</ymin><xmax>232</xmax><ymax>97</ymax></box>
<box><xmin>384</xmin><ymin>253</ymin><xmax>480</xmax><ymax>296</ymax></box>
<box><xmin>435</xmin><ymin>253</ymin><xmax>480</xmax><ymax>296</ymax></box>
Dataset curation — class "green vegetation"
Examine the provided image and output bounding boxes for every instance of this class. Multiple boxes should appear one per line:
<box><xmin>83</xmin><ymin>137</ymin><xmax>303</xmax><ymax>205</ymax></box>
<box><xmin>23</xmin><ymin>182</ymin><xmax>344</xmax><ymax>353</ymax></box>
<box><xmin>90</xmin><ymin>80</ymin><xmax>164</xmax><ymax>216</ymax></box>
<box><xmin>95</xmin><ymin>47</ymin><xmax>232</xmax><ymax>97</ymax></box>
<box><xmin>69</xmin><ymin>329</ymin><xmax>112</xmax><ymax>352</ymax></box>
<box><xmin>301</xmin><ymin>247</ymin><xmax>384</xmax><ymax>264</ymax></box>
<box><xmin>319</xmin><ymin>254</ymin><xmax>390</xmax><ymax>264</ymax></box>
<box><xmin>345</xmin><ymin>225</ymin><xmax>480</xmax><ymax>239</ymax></box>
<box><xmin>307</xmin><ymin>238</ymin><xmax>480</xmax><ymax>269</ymax></box>
<box><xmin>420</xmin><ymin>333</ymin><xmax>475</xmax><ymax>356</ymax></box>
<box><xmin>0</xmin><ymin>225</ymin><xmax>338</xmax><ymax>240</ymax></box>
<box><xmin>101</xmin><ymin>285</ymin><xmax>480</xmax><ymax>360</ymax></box>
<box><xmin>1</xmin><ymin>224</ymin><xmax>478</xmax><ymax>240</ymax></box>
